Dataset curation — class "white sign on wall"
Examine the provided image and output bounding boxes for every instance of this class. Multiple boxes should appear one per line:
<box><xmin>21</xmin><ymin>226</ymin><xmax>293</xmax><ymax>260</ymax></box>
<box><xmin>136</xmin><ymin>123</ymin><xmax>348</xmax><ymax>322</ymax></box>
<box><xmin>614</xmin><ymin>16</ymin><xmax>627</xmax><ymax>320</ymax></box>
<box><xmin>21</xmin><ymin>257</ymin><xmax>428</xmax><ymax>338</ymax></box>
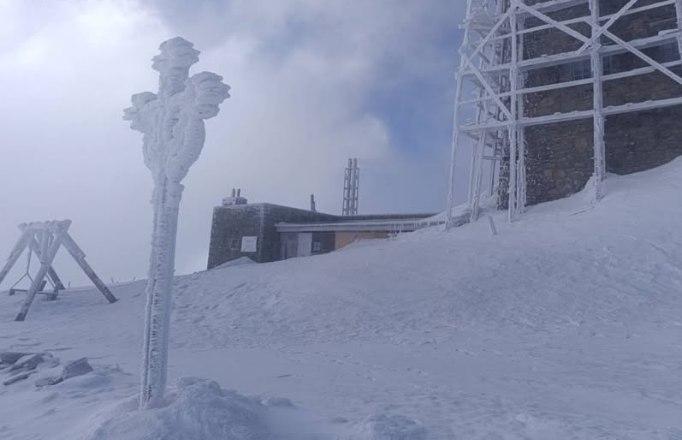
<box><xmin>241</xmin><ymin>236</ymin><xmax>258</xmax><ymax>253</ymax></box>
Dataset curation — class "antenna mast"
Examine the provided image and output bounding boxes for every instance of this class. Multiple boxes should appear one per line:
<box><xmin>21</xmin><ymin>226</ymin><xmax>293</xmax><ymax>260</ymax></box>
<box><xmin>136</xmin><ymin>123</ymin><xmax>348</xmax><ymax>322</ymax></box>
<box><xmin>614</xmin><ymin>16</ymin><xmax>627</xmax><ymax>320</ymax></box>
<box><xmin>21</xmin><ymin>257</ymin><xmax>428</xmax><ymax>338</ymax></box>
<box><xmin>342</xmin><ymin>158</ymin><xmax>359</xmax><ymax>216</ymax></box>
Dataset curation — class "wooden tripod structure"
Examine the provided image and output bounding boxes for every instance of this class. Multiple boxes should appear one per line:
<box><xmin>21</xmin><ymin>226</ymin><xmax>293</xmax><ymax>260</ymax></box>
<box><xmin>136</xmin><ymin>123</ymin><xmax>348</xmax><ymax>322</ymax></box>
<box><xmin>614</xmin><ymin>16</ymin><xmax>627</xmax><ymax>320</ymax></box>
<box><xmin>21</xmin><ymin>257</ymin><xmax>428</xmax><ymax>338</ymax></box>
<box><xmin>0</xmin><ymin>220</ymin><xmax>117</xmax><ymax>321</ymax></box>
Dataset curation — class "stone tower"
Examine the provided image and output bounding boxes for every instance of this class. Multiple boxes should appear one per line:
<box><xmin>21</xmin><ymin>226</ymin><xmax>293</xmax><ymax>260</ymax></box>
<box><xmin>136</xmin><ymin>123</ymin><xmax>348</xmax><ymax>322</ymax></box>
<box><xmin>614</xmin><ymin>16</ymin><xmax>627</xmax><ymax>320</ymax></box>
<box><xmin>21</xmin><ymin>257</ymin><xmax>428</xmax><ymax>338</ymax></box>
<box><xmin>446</xmin><ymin>0</ymin><xmax>682</xmax><ymax>226</ymax></box>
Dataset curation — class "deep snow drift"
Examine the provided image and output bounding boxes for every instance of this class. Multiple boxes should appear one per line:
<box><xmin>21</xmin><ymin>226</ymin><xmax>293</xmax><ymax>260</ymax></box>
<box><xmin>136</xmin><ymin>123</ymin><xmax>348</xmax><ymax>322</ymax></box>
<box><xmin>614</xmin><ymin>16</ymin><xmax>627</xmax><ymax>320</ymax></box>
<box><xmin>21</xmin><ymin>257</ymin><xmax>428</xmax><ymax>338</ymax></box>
<box><xmin>1</xmin><ymin>159</ymin><xmax>682</xmax><ymax>439</ymax></box>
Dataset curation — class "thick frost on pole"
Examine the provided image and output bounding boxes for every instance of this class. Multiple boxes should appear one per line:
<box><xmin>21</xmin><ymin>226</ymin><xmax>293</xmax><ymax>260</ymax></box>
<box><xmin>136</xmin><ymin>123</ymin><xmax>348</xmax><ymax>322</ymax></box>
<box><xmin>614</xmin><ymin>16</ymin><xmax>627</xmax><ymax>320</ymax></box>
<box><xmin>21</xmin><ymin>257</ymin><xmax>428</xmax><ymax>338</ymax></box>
<box><xmin>123</xmin><ymin>37</ymin><xmax>230</xmax><ymax>409</ymax></box>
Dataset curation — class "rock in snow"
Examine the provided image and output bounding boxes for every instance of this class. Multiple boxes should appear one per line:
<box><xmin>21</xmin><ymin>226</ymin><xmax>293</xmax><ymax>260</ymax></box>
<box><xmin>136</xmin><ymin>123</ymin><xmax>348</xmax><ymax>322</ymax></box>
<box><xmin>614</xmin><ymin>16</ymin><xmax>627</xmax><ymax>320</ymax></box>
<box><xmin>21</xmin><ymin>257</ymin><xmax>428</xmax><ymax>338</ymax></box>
<box><xmin>62</xmin><ymin>358</ymin><xmax>94</xmax><ymax>380</ymax></box>
<box><xmin>9</xmin><ymin>353</ymin><xmax>55</xmax><ymax>372</ymax></box>
<box><xmin>3</xmin><ymin>372</ymin><xmax>34</xmax><ymax>386</ymax></box>
<box><xmin>351</xmin><ymin>414</ymin><xmax>428</xmax><ymax>440</ymax></box>
<box><xmin>2</xmin><ymin>159</ymin><xmax>682</xmax><ymax>438</ymax></box>
<box><xmin>1</xmin><ymin>352</ymin><xmax>94</xmax><ymax>388</ymax></box>
<box><xmin>83</xmin><ymin>378</ymin><xmax>305</xmax><ymax>440</ymax></box>
<box><xmin>0</xmin><ymin>352</ymin><xmax>30</xmax><ymax>365</ymax></box>
<box><xmin>35</xmin><ymin>376</ymin><xmax>63</xmax><ymax>388</ymax></box>
<box><xmin>2</xmin><ymin>352</ymin><xmax>59</xmax><ymax>386</ymax></box>
<box><xmin>35</xmin><ymin>358</ymin><xmax>94</xmax><ymax>387</ymax></box>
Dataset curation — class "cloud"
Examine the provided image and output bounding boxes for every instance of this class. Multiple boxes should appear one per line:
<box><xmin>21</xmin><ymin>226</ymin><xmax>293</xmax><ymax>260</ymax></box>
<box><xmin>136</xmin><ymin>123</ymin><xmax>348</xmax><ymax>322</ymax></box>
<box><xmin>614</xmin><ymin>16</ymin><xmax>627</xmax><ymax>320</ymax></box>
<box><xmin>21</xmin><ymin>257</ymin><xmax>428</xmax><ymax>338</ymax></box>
<box><xmin>0</xmin><ymin>0</ymin><xmax>464</xmax><ymax>286</ymax></box>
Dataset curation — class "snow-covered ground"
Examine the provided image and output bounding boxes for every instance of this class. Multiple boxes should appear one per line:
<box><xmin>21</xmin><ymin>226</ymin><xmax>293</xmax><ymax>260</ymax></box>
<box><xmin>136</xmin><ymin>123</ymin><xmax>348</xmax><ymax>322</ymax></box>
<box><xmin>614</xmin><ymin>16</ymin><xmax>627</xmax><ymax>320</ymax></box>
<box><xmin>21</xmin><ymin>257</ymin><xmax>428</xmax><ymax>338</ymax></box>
<box><xmin>1</xmin><ymin>160</ymin><xmax>682</xmax><ymax>439</ymax></box>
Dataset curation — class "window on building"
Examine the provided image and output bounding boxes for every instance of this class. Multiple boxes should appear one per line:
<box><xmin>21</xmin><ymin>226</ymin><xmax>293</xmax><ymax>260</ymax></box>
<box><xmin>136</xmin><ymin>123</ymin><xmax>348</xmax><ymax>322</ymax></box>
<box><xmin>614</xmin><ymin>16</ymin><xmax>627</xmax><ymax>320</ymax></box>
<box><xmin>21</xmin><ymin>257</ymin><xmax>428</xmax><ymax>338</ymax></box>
<box><xmin>659</xmin><ymin>42</ymin><xmax>679</xmax><ymax>63</ymax></box>
<box><xmin>570</xmin><ymin>59</ymin><xmax>592</xmax><ymax>80</ymax></box>
<box><xmin>603</xmin><ymin>55</ymin><xmax>618</xmax><ymax>75</ymax></box>
<box><xmin>648</xmin><ymin>17</ymin><xmax>676</xmax><ymax>32</ymax></box>
<box><xmin>644</xmin><ymin>42</ymin><xmax>680</xmax><ymax>64</ymax></box>
<box><xmin>230</xmin><ymin>238</ymin><xmax>239</xmax><ymax>250</ymax></box>
<box><xmin>312</xmin><ymin>241</ymin><xmax>322</xmax><ymax>252</ymax></box>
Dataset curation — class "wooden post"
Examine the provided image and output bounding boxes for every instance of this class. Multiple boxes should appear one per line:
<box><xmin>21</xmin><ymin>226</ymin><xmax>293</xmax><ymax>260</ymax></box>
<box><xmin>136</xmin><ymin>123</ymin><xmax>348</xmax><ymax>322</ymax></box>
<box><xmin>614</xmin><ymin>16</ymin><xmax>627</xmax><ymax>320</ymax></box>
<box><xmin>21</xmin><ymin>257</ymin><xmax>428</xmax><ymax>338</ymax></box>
<box><xmin>0</xmin><ymin>230</ymin><xmax>32</xmax><ymax>286</ymax></box>
<box><xmin>61</xmin><ymin>232</ymin><xmax>117</xmax><ymax>304</ymax></box>
<box><xmin>28</xmin><ymin>237</ymin><xmax>65</xmax><ymax>291</ymax></box>
<box><xmin>15</xmin><ymin>232</ymin><xmax>64</xmax><ymax>321</ymax></box>
<box><xmin>1</xmin><ymin>220</ymin><xmax>118</xmax><ymax>320</ymax></box>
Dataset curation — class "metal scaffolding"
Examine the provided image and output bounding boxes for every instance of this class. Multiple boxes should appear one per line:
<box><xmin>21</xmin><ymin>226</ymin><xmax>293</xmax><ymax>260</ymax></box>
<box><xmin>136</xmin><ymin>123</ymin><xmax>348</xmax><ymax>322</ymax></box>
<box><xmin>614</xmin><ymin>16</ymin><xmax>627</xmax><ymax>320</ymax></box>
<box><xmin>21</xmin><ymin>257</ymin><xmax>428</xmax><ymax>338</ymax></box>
<box><xmin>446</xmin><ymin>0</ymin><xmax>682</xmax><ymax>228</ymax></box>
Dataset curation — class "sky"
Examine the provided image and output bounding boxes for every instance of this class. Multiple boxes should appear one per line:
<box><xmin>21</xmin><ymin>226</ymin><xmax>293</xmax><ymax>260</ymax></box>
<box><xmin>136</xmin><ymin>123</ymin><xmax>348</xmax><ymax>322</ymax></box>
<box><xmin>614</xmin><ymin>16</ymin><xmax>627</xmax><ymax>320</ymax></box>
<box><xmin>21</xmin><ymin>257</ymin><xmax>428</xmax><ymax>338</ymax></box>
<box><xmin>0</xmin><ymin>0</ymin><xmax>467</xmax><ymax>286</ymax></box>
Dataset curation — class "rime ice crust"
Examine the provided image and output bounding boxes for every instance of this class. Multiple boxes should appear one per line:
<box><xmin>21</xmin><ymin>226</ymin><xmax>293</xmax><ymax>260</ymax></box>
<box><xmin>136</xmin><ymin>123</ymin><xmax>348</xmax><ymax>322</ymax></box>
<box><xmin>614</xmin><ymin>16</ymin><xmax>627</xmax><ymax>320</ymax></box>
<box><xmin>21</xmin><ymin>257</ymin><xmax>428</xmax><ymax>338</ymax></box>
<box><xmin>123</xmin><ymin>37</ymin><xmax>230</xmax><ymax>409</ymax></box>
<box><xmin>124</xmin><ymin>38</ymin><xmax>230</xmax><ymax>183</ymax></box>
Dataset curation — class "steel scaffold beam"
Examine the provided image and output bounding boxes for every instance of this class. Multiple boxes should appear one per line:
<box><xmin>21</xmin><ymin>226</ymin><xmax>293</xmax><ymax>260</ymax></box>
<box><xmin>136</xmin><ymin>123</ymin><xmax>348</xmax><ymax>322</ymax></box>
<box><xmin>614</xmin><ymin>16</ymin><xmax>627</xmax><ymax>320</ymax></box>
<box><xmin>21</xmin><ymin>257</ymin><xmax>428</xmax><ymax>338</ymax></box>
<box><xmin>446</xmin><ymin>0</ymin><xmax>682</xmax><ymax>227</ymax></box>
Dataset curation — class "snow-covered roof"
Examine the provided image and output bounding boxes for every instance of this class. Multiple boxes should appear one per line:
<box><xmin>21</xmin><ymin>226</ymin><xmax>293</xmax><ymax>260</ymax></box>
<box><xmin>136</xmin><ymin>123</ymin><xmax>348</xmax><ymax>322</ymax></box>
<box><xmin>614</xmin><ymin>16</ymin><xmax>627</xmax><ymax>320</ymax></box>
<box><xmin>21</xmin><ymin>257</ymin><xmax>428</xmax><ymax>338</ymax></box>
<box><xmin>276</xmin><ymin>216</ymin><xmax>445</xmax><ymax>233</ymax></box>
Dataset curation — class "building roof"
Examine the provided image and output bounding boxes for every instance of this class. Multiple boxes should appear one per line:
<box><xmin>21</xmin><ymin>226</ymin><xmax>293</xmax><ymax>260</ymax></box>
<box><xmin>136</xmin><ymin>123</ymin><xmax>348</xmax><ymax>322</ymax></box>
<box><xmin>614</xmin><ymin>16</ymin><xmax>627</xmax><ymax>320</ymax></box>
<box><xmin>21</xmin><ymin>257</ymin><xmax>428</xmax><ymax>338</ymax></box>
<box><xmin>276</xmin><ymin>215</ymin><xmax>443</xmax><ymax>233</ymax></box>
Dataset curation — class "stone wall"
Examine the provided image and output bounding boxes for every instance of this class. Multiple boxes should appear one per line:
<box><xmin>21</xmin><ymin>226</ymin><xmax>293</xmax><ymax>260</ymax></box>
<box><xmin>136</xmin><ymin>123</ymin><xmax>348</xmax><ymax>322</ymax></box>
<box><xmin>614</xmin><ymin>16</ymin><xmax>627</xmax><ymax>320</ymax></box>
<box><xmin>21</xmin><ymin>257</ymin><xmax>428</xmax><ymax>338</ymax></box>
<box><xmin>501</xmin><ymin>0</ymin><xmax>682</xmax><ymax>207</ymax></box>
<box><xmin>207</xmin><ymin>204</ymin><xmax>263</xmax><ymax>268</ymax></box>
<box><xmin>207</xmin><ymin>204</ymin><xmax>336</xmax><ymax>268</ymax></box>
<box><xmin>208</xmin><ymin>205</ymin><xmax>438</xmax><ymax>268</ymax></box>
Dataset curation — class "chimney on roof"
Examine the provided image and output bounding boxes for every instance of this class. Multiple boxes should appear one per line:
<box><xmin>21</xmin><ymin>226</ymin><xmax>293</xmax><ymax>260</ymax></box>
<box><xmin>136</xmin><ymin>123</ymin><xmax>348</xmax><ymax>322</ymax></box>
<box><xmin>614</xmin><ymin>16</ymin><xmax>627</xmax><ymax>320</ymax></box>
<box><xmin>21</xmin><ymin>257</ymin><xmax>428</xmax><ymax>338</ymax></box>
<box><xmin>222</xmin><ymin>188</ymin><xmax>248</xmax><ymax>206</ymax></box>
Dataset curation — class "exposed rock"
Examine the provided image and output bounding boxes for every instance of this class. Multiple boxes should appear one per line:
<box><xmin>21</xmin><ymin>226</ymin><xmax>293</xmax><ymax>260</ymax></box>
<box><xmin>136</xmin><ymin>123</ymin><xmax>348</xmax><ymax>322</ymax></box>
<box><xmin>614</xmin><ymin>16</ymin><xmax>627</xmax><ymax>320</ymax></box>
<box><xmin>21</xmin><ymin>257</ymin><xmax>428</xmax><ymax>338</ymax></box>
<box><xmin>9</xmin><ymin>352</ymin><xmax>56</xmax><ymax>372</ymax></box>
<box><xmin>35</xmin><ymin>376</ymin><xmax>63</xmax><ymax>388</ymax></box>
<box><xmin>10</xmin><ymin>354</ymin><xmax>44</xmax><ymax>372</ymax></box>
<box><xmin>3</xmin><ymin>372</ymin><xmax>34</xmax><ymax>386</ymax></box>
<box><xmin>353</xmin><ymin>414</ymin><xmax>428</xmax><ymax>440</ymax></box>
<box><xmin>0</xmin><ymin>352</ymin><xmax>30</xmax><ymax>365</ymax></box>
<box><xmin>31</xmin><ymin>358</ymin><xmax>94</xmax><ymax>388</ymax></box>
<box><xmin>262</xmin><ymin>396</ymin><xmax>294</xmax><ymax>407</ymax></box>
<box><xmin>61</xmin><ymin>358</ymin><xmax>93</xmax><ymax>380</ymax></box>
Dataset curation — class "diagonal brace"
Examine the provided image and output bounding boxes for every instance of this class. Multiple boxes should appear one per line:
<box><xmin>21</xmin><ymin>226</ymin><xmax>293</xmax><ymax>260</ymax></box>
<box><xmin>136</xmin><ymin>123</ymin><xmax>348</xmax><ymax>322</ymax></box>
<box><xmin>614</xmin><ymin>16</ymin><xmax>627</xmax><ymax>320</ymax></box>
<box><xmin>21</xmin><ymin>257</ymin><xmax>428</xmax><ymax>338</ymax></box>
<box><xmin>28</xmin><ymin>237</ymin><xmax>65</xmax><ymax>291</ymax></box>
<box><xmin>461</xmin><ymin>54</ymin><xmax>514</xmax><ymax>121</ymax></box>
<box><xmin>0</xmin><ymin>230</ymin><xmax>31</xmax><ymax>287</ymax></box>
<box><xmin>61</xmin><ymin>232</ymin><xmax>118</xmax><ymax>304</ymax></box>
<box><xmin>464</xmin><ymin>9</ymin><xmax>512</xmax><ymax>67</ymax></box>
<box><xmin>577</xmin><ymin>0</ymin><xmax>639</xmax><ymax>55</ymax></box>
<box><xmin>603</xmin><ymin>29</ymin><xmax>682</xmax><ymax>86</ymax></box>
<box><xmin>15</xmin><ymin>232</ymin><xmax>64</xmax><ymax>321</ymax></box>
<box><xmin>517</xmin><ymin>2</ymin><xmax>590</xmax><ymax>45</ymax></box>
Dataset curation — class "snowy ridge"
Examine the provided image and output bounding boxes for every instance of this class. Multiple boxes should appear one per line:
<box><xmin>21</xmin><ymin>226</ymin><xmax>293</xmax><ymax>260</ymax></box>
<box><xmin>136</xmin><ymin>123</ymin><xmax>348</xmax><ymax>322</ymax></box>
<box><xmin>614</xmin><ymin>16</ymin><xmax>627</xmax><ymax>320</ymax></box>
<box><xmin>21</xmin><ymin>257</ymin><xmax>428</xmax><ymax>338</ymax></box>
<box><xmin>172</xmin><ymin>160</ymin><xmax>682</xmax><ymax>348</ymax></box>
<box><xmin>1</xmin><ymin>159</ymin><xmax>682</xmax><ymax>439</ymax></box>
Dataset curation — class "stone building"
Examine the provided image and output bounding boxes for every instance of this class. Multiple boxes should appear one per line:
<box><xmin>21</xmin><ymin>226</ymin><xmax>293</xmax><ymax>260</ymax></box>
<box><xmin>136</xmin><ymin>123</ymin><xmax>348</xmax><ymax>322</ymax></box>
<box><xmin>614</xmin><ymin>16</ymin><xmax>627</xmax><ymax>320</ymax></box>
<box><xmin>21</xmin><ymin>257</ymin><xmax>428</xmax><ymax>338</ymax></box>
<box><xmin>447</xmin><ymin>0</ymin><xmax>682</xmax><ymax>225</ymax></box>
<box><xmin>207</xmin><ymin>194</ymin><xmax>439</xmax><ymax>269</ymax></box>
<box><xmin>510</xmin><ymin>0</ymin><xmax>682</xmax><ymax>206</ymax></box>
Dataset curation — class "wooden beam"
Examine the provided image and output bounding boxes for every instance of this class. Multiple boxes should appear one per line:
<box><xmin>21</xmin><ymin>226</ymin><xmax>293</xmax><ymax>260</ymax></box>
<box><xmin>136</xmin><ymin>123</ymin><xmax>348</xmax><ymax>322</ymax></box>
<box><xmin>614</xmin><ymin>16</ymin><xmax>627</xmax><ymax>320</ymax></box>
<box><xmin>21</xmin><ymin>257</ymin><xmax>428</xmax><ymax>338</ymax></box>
<box><xmin>61</xmin><ymin>232</ymin><xmax>117</xmax><ymax>304</ymax></box>
<box><xmin>0</xmin><ymin>230</ymin><xmax>31</xmax><ymax>287</ymax></box>
<box><xmin>28</xmin><ymin>237</ymin><xmax>65</xmax><ymax>292</ymax></box>
<box><xmin>15</xmin><ymin>231</ymin><xmax>64</xmax><ymax>321</ymax></box>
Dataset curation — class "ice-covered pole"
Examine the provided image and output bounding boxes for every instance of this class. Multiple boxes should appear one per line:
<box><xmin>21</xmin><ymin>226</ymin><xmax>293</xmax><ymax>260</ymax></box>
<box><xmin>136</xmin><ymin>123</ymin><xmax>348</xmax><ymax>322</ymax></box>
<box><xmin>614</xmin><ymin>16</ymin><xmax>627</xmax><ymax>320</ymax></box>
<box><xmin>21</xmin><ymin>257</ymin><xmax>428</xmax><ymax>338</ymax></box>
<box><xmin>123</xmin><ymin>37</ymin><xmax>230</xmax><ymax>409</ymax></box>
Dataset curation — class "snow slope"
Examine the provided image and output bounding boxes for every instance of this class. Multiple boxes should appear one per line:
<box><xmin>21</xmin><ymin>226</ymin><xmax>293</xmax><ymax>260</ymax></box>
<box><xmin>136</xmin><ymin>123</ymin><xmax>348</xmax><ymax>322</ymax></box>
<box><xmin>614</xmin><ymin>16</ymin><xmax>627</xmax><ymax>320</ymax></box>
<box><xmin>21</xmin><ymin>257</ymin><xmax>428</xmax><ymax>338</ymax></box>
<box><xmin>1</xmin><ymin>159</ymin><xmax>682</xmax><ymax>439</ymax></box>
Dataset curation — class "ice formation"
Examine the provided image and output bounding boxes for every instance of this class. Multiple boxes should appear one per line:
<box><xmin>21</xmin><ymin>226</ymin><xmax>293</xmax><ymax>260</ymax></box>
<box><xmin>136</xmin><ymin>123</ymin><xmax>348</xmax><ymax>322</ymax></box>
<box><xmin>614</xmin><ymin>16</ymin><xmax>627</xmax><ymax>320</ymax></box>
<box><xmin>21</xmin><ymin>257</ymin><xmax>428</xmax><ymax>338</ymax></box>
<box><xmin>123</xmin><ymin>37</ymin><xmax>230</xmax><ymax>409</ymax></box>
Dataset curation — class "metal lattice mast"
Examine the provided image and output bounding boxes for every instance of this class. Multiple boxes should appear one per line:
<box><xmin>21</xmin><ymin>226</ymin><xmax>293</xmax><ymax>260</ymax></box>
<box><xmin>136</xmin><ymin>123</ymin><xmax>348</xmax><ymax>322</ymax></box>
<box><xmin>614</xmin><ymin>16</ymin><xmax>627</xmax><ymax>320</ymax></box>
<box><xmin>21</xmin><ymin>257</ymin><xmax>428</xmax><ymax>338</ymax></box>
<box><xmin>447</xmin><ymin>0</ymin><xmax>682</xmax><ymax>228</ymax></box>
<box><xmin>342</xmin><ymin>158</ymin><xmax>359</xmax><ymax>216</ymax></box>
